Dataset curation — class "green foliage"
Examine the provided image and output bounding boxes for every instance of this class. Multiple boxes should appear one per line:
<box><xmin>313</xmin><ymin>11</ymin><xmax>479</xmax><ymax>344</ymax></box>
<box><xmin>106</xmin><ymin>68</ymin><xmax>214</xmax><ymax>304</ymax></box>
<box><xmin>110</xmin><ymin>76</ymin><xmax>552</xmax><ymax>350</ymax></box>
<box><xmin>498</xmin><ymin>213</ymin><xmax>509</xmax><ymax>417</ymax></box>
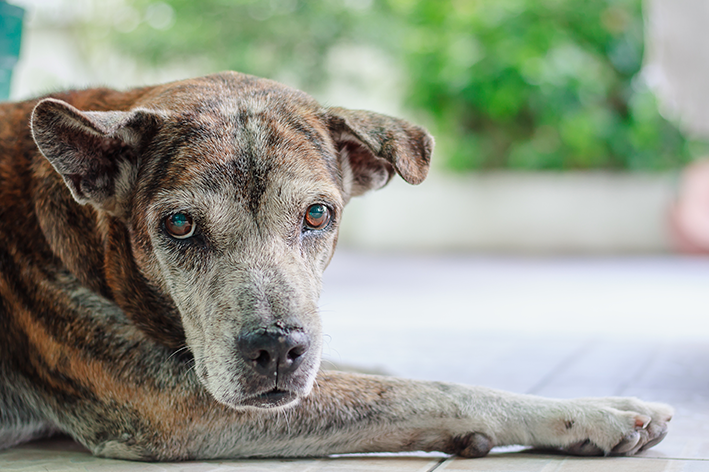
<box><xmin>110</xmin><ymin>0</ymin><xmax>702</xmax><ymax>171</ymax></box>
<box><xmin>397</xmin><ymin>0</ymin><xmax>700</xmax><ymax>170</ymax></box>
<box><xmin>108</xmin><ymin>0</ymin><xmax>385</xmax><ymax>92</ymax></box>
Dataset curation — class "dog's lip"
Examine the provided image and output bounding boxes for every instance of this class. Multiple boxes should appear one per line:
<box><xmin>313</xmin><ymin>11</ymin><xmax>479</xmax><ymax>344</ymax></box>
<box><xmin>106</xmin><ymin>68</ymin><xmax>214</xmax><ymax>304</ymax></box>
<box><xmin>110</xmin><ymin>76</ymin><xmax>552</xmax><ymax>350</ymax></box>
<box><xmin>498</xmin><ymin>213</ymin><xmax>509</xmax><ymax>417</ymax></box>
<box><xmin>239</xmin><ymin>389</ymin><xmax>298</xmax><ymax>409</ymax></box>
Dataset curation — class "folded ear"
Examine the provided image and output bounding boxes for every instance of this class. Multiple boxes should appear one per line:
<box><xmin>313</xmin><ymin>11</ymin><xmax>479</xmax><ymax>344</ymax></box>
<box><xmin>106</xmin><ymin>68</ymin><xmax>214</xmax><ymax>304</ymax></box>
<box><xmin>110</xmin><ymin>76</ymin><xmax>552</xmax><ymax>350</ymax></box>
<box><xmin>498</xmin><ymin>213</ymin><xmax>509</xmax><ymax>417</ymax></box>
<box><xmin>31</xmin><ymin>98</ymin><xmax>163</xmax><ymax>213</ymax></box>
<box><xmin>327</xmin><ymin>107</ymin><xmax>433</xmax><ymax>198</ymax></box>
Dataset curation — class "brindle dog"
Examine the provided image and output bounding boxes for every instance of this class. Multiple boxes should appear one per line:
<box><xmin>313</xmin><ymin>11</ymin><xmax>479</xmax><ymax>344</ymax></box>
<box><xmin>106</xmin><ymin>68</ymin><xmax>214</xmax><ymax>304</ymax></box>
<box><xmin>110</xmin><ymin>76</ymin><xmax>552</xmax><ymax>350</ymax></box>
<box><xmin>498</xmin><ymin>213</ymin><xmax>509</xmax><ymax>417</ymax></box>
<box><xmin>0</xmin><ymin>72</ymin><xmax>672</xmax><ymax>460</ymax></box>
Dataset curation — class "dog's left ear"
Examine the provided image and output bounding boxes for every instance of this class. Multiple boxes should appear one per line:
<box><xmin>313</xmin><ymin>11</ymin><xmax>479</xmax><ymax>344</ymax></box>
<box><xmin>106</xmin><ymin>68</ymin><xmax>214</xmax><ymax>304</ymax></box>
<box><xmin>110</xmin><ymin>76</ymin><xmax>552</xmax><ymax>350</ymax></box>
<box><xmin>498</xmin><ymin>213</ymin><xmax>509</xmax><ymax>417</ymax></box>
<box><xmin>31</xmin><ymin>98</ymin><xmax>163</xmax><ymax>214</ymax></box>
<box><xmin>327</xmin><ymin>107</ymin><xmax>433</xmax><ymax>197</ymax></box>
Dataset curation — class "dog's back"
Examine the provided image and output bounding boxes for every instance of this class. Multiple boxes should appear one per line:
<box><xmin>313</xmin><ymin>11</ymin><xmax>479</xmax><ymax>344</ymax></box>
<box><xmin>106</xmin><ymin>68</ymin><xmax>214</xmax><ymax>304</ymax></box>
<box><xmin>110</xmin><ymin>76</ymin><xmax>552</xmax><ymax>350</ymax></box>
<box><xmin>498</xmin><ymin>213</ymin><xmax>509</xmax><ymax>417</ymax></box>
<box><xmin>0</xmin><ymin>85</ymin><xmax>174</xmax><ymax>449</ymax></box>
<box><xmin>0</xmin><ymin>95</ymin><xmax>67</xmax><ymax>447</ymax></box>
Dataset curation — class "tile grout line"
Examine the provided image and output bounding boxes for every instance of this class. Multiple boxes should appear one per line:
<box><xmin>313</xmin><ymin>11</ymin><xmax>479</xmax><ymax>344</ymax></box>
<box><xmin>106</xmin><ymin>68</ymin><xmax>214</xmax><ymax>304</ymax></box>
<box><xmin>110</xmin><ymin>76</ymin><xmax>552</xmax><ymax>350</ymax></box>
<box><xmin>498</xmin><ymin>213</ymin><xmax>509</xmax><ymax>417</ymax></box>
<box><xmin>613</xmin><ymin>340</ymin><xmax>666</xmax><ymax>396</ymax></box>
<box><xmin>425</xmin><ymin>457</ymin><xmax>449</xmax><ymax>472</ymax></box>
<box><xmin>525</xmin><ymin>337</ymin><xmax>598</xmax><ymax>395</ymax></box>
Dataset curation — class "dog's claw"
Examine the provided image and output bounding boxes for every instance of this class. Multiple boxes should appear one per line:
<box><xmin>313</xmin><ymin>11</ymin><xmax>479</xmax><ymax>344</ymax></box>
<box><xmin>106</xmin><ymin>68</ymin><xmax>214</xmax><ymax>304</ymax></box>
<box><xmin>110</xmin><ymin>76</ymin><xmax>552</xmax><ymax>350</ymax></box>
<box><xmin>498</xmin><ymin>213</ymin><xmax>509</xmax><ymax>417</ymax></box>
<box><xmin>610</xmin><ymin>431</ymin><xmax>641</xmax><ymax>455</ymax></box>
<box><xmin>609</xmin><ymin>416</ymin><xmax>670</xmax><ymax>455</ymax></box>
<box><xmin>639</xmin><ymin>428</ymin><xmax>668</xmax><ymax>452</ymax></box>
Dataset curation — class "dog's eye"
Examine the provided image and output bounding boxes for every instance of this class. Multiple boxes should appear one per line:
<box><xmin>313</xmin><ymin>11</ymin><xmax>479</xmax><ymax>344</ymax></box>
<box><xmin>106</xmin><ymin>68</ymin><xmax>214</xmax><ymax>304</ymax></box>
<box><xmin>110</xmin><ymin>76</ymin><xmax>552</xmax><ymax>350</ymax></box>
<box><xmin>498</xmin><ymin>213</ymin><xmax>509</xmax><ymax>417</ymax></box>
<box><xmin>304</xmin><ymin>204</ymin><xmax>331</xmax><ymax>230</ymax></box>
<box><xmin>165</xmin><ymin>212</ymin><xmax>195</xmax><ymax>239</ymax></box>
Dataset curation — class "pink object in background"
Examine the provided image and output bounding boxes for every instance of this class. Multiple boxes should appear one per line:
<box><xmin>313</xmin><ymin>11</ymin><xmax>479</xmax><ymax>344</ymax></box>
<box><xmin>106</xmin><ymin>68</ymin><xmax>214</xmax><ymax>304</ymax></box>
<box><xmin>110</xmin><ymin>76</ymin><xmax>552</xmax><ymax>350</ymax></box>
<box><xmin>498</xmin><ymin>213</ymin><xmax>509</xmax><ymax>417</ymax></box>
<box><xmin>671</xmin><ymin>159</ymin><xmax>709</xmax><ymax>253</ymax></box>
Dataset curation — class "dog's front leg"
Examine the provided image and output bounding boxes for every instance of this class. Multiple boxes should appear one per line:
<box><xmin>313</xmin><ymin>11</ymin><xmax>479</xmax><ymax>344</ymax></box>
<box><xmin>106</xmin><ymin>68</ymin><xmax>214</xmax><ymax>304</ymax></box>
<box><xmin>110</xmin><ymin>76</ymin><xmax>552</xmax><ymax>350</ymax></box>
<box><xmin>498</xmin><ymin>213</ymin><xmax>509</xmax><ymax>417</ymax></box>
<box><xmin>89</xmin><ymin>370</ymin><xmax>672</xmax><ymax>460</ymax></box>
<box><xmin>238</xmin><ymin>371</ymin><xmax>672</xmax><ymax>458</ymax></box>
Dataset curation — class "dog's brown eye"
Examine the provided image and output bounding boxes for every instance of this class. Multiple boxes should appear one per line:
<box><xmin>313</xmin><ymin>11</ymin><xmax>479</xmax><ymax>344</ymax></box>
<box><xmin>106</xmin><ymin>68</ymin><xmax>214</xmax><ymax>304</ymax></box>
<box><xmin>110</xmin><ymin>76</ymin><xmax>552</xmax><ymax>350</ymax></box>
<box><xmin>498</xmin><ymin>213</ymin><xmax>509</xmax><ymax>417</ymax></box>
<box><xmin>165</xmin><ymin>212</ymin><xmax>195</xmax><ymax>239</ymax></box>
<box><xmin>304</xmin><ymin>204</ymin><xmax>331</xmax><ymax>230</ymax></box>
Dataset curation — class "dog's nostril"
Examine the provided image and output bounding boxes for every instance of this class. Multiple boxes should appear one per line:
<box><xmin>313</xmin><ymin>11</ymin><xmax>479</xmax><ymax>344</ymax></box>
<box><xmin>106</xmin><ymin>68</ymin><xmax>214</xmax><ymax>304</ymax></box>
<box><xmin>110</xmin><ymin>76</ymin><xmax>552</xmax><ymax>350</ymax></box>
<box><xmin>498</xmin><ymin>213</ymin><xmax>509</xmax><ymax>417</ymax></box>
<box><xmin>286</xmin><ymin>346</ymin><xmax>304</xmax><ymax>362</ymax></box>
<box><xmin>253</xmin><ymin>350</ymin><xmax>272</xmax><ymax>368</ymax></box>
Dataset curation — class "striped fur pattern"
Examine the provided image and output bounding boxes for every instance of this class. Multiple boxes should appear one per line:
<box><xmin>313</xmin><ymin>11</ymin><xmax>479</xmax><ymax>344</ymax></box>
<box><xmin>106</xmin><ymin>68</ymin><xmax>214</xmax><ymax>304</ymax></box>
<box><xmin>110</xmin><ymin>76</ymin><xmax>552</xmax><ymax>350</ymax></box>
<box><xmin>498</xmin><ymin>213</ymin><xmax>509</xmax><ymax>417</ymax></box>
<box><xmin>0</xmin><ymin>72</ymin><xmax>671</xmax><ymax>460</ymax></box>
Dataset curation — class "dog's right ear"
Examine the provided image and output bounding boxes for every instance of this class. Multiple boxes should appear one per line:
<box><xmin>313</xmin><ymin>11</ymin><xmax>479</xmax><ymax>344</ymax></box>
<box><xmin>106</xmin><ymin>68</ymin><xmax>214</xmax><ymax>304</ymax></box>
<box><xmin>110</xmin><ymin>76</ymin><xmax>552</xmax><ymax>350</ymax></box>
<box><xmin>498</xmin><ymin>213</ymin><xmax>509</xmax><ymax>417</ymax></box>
<box><xmin>31</xmin><ymin>98</ymin><xmax>163</xmax><ymax>214</ymax></box>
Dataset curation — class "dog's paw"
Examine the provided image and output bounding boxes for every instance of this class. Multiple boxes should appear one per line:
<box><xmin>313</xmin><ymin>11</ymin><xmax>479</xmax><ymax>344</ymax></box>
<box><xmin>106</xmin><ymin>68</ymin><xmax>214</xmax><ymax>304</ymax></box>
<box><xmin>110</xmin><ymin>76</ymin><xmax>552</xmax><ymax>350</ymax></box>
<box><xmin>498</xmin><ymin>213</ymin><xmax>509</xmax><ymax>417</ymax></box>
<box><xmin>560</xmin><ymin>397</ymin><xmax>673</xmax><ymax>456</ymax></box>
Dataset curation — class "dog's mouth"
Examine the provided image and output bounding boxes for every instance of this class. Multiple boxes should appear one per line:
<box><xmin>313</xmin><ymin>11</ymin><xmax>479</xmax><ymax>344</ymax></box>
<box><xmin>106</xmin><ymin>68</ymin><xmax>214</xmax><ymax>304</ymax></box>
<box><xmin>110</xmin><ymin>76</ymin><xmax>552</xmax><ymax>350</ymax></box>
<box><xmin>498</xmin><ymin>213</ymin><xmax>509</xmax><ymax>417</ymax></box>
<box><xmin>238</xmin><ymin>388</ymin><xmax>299</xmax><ymax>409</ymax></box>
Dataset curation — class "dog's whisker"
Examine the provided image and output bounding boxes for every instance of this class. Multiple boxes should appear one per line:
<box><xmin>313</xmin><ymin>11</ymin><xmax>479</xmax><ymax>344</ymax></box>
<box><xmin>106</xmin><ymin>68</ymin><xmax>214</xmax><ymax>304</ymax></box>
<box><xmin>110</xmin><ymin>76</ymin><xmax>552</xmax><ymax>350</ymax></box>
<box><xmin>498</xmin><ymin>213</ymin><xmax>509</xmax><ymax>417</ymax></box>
<box><xmin>166</xmin><ymin>345</ymin><xmax>190</xmax><ymax>362</ymax></box>
<box><xmin>312</xmin><ymin>377</ymin><xmax>322</xmax><ymax>397</ymax></box>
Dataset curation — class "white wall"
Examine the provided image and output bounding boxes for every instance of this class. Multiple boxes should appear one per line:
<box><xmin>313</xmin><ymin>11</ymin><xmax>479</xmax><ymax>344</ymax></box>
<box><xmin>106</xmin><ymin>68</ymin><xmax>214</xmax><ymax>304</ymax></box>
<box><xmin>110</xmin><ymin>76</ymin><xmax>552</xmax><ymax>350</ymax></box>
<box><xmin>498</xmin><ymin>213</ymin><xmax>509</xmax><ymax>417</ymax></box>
<box><xmin>339</xmin><ymin>171</ymin><xmax>677</xmax><ymax>253</ymax></box>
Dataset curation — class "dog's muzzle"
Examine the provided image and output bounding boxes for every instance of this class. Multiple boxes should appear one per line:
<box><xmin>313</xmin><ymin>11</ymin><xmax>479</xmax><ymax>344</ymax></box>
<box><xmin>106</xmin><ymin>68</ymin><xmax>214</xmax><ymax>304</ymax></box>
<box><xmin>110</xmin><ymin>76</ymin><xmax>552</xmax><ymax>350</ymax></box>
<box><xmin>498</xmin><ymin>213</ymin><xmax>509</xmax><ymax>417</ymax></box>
<box><xmin>236</xmin><ymin>325</ymin><xmax>312</xmax><ymax>408</ymax></box>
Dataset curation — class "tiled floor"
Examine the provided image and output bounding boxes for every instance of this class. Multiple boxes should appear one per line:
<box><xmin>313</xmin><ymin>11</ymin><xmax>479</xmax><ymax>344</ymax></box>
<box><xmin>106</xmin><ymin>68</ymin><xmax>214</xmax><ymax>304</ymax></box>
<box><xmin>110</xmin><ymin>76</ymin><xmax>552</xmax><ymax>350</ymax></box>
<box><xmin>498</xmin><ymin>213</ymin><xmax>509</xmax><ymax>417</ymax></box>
<box><xmin>2</xmin><ymin>252</ymin><xmax>709</xmax><ymax>471</ymax></box>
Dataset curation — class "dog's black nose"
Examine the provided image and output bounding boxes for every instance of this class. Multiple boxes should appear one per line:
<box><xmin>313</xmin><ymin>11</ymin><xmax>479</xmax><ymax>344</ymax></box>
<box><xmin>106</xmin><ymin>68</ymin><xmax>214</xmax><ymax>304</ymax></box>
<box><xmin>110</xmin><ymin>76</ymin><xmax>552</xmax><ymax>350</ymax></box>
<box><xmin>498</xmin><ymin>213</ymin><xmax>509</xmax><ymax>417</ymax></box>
<box><xmin>237</xmin><ymin>328</ymin><xmax>310</xmax><ymax>377</ymax></box>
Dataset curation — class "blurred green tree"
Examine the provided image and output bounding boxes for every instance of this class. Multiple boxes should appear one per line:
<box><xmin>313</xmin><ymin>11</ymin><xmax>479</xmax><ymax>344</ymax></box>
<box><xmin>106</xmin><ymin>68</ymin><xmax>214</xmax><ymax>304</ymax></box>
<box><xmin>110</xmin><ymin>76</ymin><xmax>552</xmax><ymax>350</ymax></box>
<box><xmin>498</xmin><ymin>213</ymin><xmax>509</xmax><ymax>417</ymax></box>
<box><xmin>109</xmin><ymin>0</ymin><xmax>704</xmax><ymax>171</ymax></box>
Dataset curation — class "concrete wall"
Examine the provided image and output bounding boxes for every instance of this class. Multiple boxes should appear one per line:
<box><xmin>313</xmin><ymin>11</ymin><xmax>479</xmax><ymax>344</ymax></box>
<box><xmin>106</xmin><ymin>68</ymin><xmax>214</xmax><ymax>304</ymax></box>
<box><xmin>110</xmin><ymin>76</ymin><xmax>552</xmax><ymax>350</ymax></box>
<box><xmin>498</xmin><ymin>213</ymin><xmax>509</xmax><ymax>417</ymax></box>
<box><xmin>338</xmin><ymin>171</ymin><xmax>678</xmax><ymax>253</ymax></box>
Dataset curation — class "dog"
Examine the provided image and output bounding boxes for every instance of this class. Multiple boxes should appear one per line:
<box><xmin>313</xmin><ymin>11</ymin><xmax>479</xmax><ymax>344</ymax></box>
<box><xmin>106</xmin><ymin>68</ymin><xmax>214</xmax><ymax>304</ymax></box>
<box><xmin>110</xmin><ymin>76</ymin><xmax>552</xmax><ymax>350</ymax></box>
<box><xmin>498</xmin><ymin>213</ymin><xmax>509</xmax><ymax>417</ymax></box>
<box><xmin>0</xmin><ymin>71</ymin><xmax>672</xmax><ymax>460</ymax></box>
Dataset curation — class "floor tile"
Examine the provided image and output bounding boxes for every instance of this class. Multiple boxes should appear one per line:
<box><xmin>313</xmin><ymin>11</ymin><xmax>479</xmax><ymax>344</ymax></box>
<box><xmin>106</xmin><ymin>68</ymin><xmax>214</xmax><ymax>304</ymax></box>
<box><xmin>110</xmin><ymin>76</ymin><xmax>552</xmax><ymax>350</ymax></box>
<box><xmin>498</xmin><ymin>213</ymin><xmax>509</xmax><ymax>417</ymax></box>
<box><xmin>0</xmin><ymin>438</ymin><xmax>304</xmax><ymax>471</ymax></box>
<box><xmin>322</xmin><ymin>327</ymin><xmax>593</xmax><ymax>393</ymax></box>
<box><xmin>526</xmin><ymin>337</ymin><xmax>662</xmax><ymax>398</ymax></box>
<box><xmin>312</xmin><ymin>456</ymin><xmax>443</xmax><ymax>471</ymax></box>
<box><xmin>438</xmin><ymin>453</ymin><xmax>556</xmax><ymax>472</ymax></box>
<box><xmin>0</xmin><ymin>439</ymin><xmax>444</xmax><ymax>472</ymax></box>
<box><xmin>439</xmin><ymin>454</ymin><xmax>702</xmax><ymax>472</ymax></box>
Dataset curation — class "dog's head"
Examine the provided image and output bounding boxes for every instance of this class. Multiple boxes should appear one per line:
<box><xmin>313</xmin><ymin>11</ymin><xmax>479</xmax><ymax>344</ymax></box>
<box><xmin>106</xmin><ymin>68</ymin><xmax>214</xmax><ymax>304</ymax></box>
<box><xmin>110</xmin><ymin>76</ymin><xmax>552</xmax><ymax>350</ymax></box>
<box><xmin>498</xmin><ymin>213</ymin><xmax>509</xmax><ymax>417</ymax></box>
<box><xmin>30</xmin><ymin>72</ymin><xmax>432</xmax><ymax>410</ymax></box>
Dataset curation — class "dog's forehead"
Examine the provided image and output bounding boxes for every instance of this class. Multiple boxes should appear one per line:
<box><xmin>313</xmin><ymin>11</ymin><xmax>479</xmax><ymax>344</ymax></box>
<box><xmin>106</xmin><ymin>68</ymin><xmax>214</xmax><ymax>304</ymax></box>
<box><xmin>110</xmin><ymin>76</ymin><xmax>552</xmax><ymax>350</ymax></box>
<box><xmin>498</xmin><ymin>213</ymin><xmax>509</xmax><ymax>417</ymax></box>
<box><xmin>140</xmin><ymin>76</ymin><xmax>342</xmax><ymax>216</ymax></box>
<box><xmin>146</xmin><ymin>71</ymin><xmax>324</xmax><ymax>120</ymax></box>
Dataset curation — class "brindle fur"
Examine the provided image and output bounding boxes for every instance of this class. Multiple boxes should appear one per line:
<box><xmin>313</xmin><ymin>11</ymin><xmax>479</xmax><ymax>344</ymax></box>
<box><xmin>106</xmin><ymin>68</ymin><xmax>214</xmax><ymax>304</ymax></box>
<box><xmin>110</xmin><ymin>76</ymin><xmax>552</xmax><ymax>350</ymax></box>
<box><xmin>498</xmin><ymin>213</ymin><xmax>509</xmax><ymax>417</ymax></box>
<box><xmin>0</xmin><ymin>72</ymin><xmax>672</xmax><ymax>460</ymax></box>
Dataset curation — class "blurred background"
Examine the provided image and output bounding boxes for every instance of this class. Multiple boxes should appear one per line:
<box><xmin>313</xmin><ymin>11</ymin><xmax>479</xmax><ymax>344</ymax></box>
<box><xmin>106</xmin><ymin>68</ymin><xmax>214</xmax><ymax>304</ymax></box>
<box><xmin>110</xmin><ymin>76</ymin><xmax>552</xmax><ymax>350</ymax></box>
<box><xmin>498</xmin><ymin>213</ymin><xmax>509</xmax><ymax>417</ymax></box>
<box><xmin>3</xmin><ymin>0</ymin><xmax>709</xmax><ymax>334</ymax></box>
<box><xmin>4</xmin><ymin>0</ymin><xmax>709</xmax><ymax>254</ymax></box>
<box><xmin>2</xmin><ymin>4</ymin><xmax>709</xmax><ymax>466</ymax></box>
<box><xmin>2</xmin><ymin>0</ymin><xmax>709</xmax><ymax>338</ymax></box>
